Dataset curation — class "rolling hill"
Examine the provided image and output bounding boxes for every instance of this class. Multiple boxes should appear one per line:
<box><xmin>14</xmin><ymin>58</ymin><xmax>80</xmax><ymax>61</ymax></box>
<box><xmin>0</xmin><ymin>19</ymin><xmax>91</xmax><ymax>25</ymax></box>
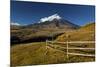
<box><xmin>56</xmin><ymin>22</ymin><xmax>95</xmax><ymax>41</ymax></box>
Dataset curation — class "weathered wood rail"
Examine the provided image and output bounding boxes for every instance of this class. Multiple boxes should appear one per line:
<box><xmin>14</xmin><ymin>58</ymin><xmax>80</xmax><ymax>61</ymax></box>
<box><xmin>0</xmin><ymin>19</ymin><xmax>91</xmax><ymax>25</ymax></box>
<box><xmin>46</xmin><ymin>40</ymin><xmax>95</xmax><ymax>57</ymax></box>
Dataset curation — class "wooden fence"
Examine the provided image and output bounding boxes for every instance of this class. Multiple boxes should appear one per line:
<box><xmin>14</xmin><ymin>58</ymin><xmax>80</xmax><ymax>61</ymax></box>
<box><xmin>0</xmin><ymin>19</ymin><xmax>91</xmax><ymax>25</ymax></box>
<box><xmin>46</xmin><ymin>40</ymin><xmax>95</xmax><ymax>58</ymax></box>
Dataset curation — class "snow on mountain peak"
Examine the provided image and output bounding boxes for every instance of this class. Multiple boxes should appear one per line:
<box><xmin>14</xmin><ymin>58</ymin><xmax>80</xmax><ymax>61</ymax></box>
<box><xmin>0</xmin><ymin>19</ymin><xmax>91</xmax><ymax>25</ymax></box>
<box><xmin>38</xmin><ymin>14</ymin><xmax>61</xmax><ymax>23</ymax></box>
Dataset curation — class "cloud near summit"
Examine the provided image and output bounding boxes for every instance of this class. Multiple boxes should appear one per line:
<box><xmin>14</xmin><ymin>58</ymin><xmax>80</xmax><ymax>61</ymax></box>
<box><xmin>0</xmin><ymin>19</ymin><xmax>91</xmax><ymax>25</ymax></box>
<box><xmin>38</xmin><ymin>14</ymin><xmax>61</xmax><ymax>23</ymax></box>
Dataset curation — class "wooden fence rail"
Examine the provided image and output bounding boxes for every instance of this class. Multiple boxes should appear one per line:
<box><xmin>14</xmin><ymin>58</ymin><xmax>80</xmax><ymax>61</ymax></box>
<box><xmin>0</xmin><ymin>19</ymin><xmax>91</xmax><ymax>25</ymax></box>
<box><xmin>46</xmin><ymin>40</ymin><xmax>95</xmax><ymax>57</ymax></box>
<box><xmin>47</xmin><ymin>41</ymin><xmax>95</xmax><ymax>44</ymax></box>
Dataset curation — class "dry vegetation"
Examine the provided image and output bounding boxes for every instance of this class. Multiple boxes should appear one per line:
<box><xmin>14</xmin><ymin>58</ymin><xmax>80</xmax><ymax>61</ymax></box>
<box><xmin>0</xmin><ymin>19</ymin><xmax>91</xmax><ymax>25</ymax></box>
<box><xmin>11</xmin><ymin>42</ymin><xmax>95</xmax><ymax>66</ymax></box>
<box><xmin>56</xmin><ymin>23</ymin><xmax>95</xmax><ymax>41</ymax></box>
<box><xmin>11</xmin><ymin>42</ymin><xmax>67</xmax><ymax>66</ymax></box>
<box><xmin>11</xmin><ymin>23</ymin><xmax>95</xmax><ymax>66</ymax></box>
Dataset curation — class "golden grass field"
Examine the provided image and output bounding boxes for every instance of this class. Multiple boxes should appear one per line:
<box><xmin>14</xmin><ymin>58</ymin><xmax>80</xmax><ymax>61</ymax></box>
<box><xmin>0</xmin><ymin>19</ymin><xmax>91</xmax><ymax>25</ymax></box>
<box><xmin>11</xmin><ymin>23</ymin><xmax>95</xmax><ymax>66</ymax></box>
<box><xmin>11</xmin><ymin>42</ymin><xmax>95</xmax><ymax>66</ymax></box>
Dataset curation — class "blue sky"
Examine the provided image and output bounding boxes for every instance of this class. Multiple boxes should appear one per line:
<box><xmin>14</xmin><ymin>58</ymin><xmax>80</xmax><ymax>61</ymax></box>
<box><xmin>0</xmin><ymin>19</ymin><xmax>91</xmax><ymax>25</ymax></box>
<box><xmin>11</xmin><ymin>1</ymin><xmax>95</xmax><ymax>25</ymax></box>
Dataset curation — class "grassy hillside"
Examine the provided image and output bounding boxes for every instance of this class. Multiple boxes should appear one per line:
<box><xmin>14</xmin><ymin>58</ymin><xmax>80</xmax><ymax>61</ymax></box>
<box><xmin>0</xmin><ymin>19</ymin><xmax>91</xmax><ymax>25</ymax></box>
<box><xmin>80</xmin><ymin>22</ymin><xmax>95</xmax><ymax>31</ymax></box>
<box><xmin>56</xmin><ymin>23</ymin><xmax>95</xmax><ymax>41</ymax></box>
<box><xmin>11</xmin><ymin>42</ymin><xmax>95</xmax><ymax>66</ymax></box>
<box><xmin>11</xmin><ymin>42</ymin><xmax>67</xmax><ymax>66</ymax></box>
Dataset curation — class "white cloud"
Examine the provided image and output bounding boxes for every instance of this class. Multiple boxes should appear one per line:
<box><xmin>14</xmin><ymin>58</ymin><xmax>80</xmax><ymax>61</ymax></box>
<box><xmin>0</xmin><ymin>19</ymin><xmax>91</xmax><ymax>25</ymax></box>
<box><xmin>11</xmin><ymin>22</ymin><xmax>21</xmax><ymax>26</ymax></box>
<box><xmin>39</xmin><ymin>14</ymin><xmax>61</xmax><ymax>23</ymax></box>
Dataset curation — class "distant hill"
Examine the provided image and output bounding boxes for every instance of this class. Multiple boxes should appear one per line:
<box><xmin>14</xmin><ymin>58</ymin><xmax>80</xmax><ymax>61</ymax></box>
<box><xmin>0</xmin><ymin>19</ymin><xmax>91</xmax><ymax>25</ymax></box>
<box><xmin>56</xmin><ymin>22</ymin><xmax>95</xmax><ymax>41</ymax></box>
<box><xmin>11</xmin><ymin>25</ymin><xmax>21</xmax><ymax>30</ymax></box>
<box><xmin>80</xmin><ymin>22</ymin><xmax>95</xmax><ymax>31</ymax></box>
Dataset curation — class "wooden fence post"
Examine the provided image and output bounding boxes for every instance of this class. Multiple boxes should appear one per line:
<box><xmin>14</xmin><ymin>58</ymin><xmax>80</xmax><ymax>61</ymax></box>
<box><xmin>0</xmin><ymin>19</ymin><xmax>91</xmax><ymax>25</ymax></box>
<box><xmin>46</xmin><ymin>40</ymin><xmax>48</xmax><ymax>50</ymax></box>
<box><xmin>52</xmin><ymin>39</ymin><xmax>53</xmax><ymax>45</ymax></box>
<box><xmin>46</xmin><ymin>40</ymin><xmax>47</xmax><ymax>47</ymax></box>
<box><xmin>67</xmin><ymin>40</ymin><xmax>69</xmax><ymax>58</ymax></box>
<box><xmin>66</xmin><ymin>34</ymin><xmax>70</xmax><ymax>58</ymax></box>
<box><xmin>45</xmin><ymin>40</ymin><xmax>48</xmax><ymax>55</ymax></box>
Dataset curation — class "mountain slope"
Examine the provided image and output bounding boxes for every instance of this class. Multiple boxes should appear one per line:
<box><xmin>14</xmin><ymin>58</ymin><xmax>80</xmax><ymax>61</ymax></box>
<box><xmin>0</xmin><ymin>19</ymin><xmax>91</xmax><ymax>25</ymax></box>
<box><xmin>11</xmin><ymin>14</ymin><xmax>80</xmax><ymax>44</ymax></box>
<box><xmin>56</xmin><ymin>22</ymin><xmax>95</xmax><ymax>41</ymax></box>
<box><xmin>80</xmin><ymin>22</ymin><xmax>95</xmax><ymax>31</ymax></box>
<box><xmin>26</xmin><ymin>14</ymin><xmax>80</xmax><ymax>30</ymax></box>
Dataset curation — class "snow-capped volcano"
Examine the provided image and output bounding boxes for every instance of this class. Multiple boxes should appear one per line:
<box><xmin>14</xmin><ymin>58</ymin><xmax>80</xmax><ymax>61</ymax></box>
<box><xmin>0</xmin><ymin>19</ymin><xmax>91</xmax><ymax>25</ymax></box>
<box><xmin>26</xmin><ymin>13</ymin><xmax>80</xmax><ymax>30</ymax></box>
<box><xmin>38</xmin><ymin>14</ymin><xmax>61</xmax><ymax>23</ymax></box>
